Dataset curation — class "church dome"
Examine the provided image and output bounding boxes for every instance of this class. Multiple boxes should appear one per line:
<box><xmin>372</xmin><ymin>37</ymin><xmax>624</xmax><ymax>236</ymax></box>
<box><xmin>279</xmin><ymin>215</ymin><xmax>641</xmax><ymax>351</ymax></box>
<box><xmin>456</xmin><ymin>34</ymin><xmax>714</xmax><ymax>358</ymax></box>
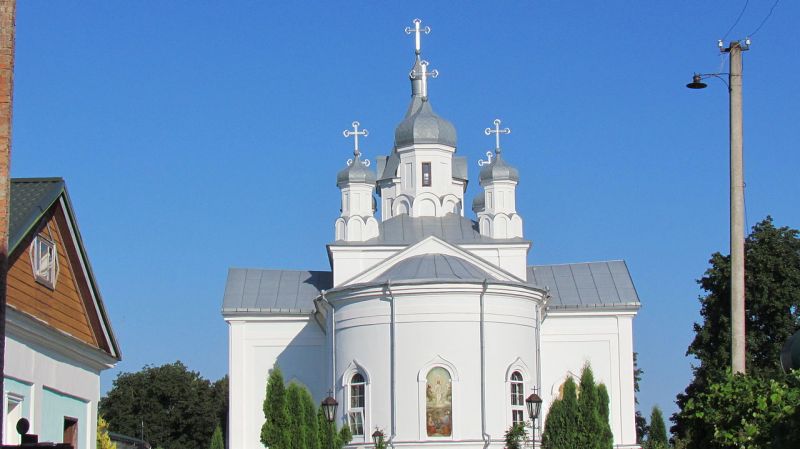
<box><xmin>478</xmin><ymin>154</ymin><xmax>519</xmax><ymax>184</ymax></box>
<box><xmin>394</xmin><ymin>97</ymin><xmax>457</xmax><ymax>148</ymax></box>
<box><xmin>472</xmin><ymin>191</ymin><xmax>485</xmax><ymax>213</ymax></box>
<box><xmin>337</xmin><ymin>157</ymin><xmax>376</xmax><ymax>188</ymax></box>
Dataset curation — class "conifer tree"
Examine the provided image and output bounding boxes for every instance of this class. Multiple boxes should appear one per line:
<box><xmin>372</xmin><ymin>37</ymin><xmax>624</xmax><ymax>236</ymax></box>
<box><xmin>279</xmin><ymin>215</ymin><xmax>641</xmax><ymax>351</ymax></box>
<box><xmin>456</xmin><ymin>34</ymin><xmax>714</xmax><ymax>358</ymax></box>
<box><xmin>97</xmin><ymin>415</ymin><xmax>117</xmax><ymax>449</ymax></box>
<box><xmin>646</xmin><ymin>406</ymin><xmax>668</xmax><ymax>449</ymax></box>
<box><xmin>261</xmin><ymin>366</ymin><xmax>290</xmax><ymax>449</ymax></box>
<box><xmin>596</xmin><ymin>383</ymin><xmax>613</xmax><ymax>449</ymax></box>
<box><xmin>285</xmin><ymin>384</ymin><xmax>306</xmax><ymax>449</ymax></box>
<box><xmin>578</xmin><ymin>366</ymin><xmax>601</xmax><ymax>449</ymax></box>
<box><xmin>300</xmin><ymin>388</ymin><xmax>320</xmax><ymax>449</ymax></box>
<box><xmin>542</xmin><ymin>377</ymin><xmax>580</xmax><ymax>449</ymax></box>
<box><xmin>209</xmin><ymin>424</ymin><xmax>224</xmax><ymax>449</ymax></box>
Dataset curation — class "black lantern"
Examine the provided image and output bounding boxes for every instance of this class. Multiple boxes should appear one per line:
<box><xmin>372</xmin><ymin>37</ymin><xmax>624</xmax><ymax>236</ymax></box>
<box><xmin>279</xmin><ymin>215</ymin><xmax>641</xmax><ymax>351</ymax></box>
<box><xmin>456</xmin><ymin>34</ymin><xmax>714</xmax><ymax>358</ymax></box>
<box><xmin>321</xmin><ymin>395</ymin><xmax>338</xmax><ymax>423</ymax></box>
<box><xmin>526</xmin><ymin>393</ymin><xmax>543</xmax><ymax>421</ymax></box>
<box><xmin>371</xmin><ymin>429</ymin><xmax>385</xmax><ymax>448</ymax></box>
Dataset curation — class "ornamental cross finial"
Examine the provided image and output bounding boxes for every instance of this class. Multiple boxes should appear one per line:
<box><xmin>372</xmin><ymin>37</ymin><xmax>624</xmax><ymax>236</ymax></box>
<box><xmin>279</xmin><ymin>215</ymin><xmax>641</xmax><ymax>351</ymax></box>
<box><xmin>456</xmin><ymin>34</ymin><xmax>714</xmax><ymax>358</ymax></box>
<box><xmin>485</xmin><ymin>118</ymin><xmax>511</xmax><ymax>154</ymax></box>
<box><xmin>404</xmin><ymin>18</ymin><xmax>430</xmax><ymax>55</ymax></box>
<box><xmin>343</xmin><ymin>121</ymin><xmax>371</xmax><ymax>167</ymax></box>
<box><xmin>410</xmin><ymin>60</ymin><xmax>438</xmax><ymax>98</ymax></box>
<box><xmin>477</xmin><ymin>151</ymin><xmax>494</xmax><ymax>167</ymax></box>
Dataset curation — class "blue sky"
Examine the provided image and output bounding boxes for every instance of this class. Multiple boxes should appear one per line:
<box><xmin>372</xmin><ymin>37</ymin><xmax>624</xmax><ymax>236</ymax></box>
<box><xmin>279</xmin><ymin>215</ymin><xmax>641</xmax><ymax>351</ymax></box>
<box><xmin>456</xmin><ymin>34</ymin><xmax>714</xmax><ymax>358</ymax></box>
<box><xmin>11</xmin><ymin>1</ymin><xmax>800</xmax><ymax>425</ymax></box>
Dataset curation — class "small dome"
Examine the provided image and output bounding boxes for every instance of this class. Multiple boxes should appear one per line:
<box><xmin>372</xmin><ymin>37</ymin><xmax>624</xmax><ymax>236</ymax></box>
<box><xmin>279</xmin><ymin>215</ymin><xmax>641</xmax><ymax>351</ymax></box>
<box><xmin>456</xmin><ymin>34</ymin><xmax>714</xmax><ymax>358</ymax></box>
<box><xmin>394</xmin><ymin>97</ymin><xmax>457</xmax><ymax>148</ymax></box>
<box><xmin>472</xmin><ymin>191</ymin><xmax>485</xmax><ymax>213</ymax></box>
<box><xmin>479</xmin><ymin>154</ymin><xmax>519</xmax><ymax>184</ymax></box>
<box><xmin>337</xmin><ymin>158</ymin><xmax>376</xmax><ymax>188</ymax></box>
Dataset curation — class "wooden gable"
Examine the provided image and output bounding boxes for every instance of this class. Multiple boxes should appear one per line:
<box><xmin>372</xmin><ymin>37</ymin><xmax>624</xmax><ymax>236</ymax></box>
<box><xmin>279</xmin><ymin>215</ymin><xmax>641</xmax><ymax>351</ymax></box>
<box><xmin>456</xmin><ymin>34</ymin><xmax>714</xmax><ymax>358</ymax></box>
<box><xmin>6</xmin><ymin>193</ymin><xmax>114</xmax><ymax>356</ymax></box>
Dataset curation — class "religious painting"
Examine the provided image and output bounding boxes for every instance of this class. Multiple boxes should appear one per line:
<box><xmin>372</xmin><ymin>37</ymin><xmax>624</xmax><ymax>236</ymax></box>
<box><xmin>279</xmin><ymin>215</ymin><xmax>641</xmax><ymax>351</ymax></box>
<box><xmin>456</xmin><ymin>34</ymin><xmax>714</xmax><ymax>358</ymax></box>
<box><xmin>426</xmin><ymin>367</ymin><xmax>452</xmax><ymax>437</ymax></box>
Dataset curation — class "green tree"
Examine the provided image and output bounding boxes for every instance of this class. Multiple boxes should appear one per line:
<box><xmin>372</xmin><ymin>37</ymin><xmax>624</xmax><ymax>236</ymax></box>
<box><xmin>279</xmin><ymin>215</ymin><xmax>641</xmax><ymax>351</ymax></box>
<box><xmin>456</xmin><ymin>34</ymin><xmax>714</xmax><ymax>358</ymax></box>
<box><xmin>212</xmin><ymin>376</ymin><xmax>229</xmax><ymax>445</ymax></box>
<box><xmin>504</xmin><ymin>423</ymin><xmax>527</xmax><ymax>449</ymax></box>
<box><xmin>209</xmin><ymin>425</ymin><xmax>224</xmax><ymax>449</ymax></box>
<box><xmin>300</xmin><ymin>387</ymin><xmax>320</xmax><ymax>449</ymax></box>
<box><xmin>633</xmin><ymin>353</ymin><xmax>648</xmax><ymax>444</ymax></box>
<box><xmin>577</xmin><ymin>366</ymin><xmax>601</xmax><ymax>449</ymax></box>
<box><xmin>315</xmin><ymin>407</ymin><xmax>351</xmax><ymax>449</ymax></box>
<box><xmin>285</xmin><ymin>383</ymin><xmax>307</xmax><ymax>449</ymax></box>
<box><xmin>542</xmin><ymin>377</ymin><xmax>579</xmax><ymax>449</ymax></box>
<box><xmin>673</xmin><ymin>217</ymin><xmax>800</xmax><ymax>443</ymax></box>
<box><xmin>97</xmin><ymin>415</ymin><xmax>117</xmax><ymax>449</ymax></box>
<box><xmin>680</xmin><ymin>370</ymin><xmax>800</xmax><ymax>449</ymax></box>
<box><xmin>99</xmin><ymin>361</ymin><xmax>224</xmax><ymax>449</ymax></box>
<box><xmin>596</xmin><ymin>383</ymin><xmax>613</xmax><ymax>449</ymax></box>
<box><xmin>646</xmin><ymin>406</ymin><xmax>668</xmax><ymax>449</ymax></box>
<box><xmin>261</xmin><ymin>366</ymin><xmax>290</xmax><ymax>449</ymax></box>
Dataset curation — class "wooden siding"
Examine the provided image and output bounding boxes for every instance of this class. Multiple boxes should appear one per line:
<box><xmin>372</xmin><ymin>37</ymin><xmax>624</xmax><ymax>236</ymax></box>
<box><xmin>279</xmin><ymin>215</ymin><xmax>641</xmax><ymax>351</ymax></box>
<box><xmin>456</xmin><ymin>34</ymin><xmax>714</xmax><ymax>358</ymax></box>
<box><xmin>6</xmin><ymin>202</ymin><xmax>99</xmax><ymax>347</ymax></box>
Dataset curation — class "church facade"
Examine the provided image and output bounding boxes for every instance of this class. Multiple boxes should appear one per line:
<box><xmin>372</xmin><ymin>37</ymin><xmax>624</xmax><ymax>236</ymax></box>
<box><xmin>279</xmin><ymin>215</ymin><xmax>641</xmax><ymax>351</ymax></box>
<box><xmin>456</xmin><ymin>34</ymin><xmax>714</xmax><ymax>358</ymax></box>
<box><xmin>223</xmin><ymin>20</ymin><xmax>640</xmax><ymax>449</ymax></box>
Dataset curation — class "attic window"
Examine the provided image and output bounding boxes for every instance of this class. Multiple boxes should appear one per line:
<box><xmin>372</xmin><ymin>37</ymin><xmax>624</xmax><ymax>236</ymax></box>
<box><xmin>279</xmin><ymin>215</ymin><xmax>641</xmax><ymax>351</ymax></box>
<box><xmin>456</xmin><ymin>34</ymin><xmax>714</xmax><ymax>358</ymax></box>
<box><xmin>422</xmin><ymin>162</ymin><xmax>432</xmax><ymax>187</ymax></box>
<box><xmin>30</xmin><ymin>235</ymin><xmax>59</xmax><ymax>289</ymax></box>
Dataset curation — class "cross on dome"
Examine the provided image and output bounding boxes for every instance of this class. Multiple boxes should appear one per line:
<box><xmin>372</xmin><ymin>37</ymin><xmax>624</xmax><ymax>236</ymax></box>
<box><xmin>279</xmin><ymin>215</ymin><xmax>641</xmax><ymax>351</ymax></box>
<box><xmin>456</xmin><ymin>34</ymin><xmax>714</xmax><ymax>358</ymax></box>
<box><xmin>410</xmin><ymin>60</ymin><xmax>438</xmax><ymax>99</ymax></box>
<box><xmin>404</xmin><ymin>18</ymin><xmax>430</xmax><ymax>55</ymax></box>
<box><xmin>485</xmin><ymin>118</ymin><xmax>511</xmax><ymax>154</ymax></box>
<box><xmin>343</xmin><ymin>121</ymin><xmax>370</xmax><ymax>166</ymax></box>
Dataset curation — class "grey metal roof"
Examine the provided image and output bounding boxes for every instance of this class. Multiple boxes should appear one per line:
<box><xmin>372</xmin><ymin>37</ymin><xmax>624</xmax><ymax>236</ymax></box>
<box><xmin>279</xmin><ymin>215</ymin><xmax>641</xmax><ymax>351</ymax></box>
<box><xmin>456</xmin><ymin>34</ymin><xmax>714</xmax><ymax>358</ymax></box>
<box><xmin>394</xmin><ymin>97</ymin><xmax>457</xmax><ymax>148</ymax></box>
<box><xmin>479</xmin><ymin>153</ymin><xmax>519</xmax><ymax>184</ymax></box>
<box><xmin>9</xmin><ymin>178</ymin><xmax>65</xmax><ymax>253</ymax></box>
<box><xmin>331</xmin><ymin>214</ymin><xmax>528</xmax><ymax>246</ymax></box>
<box><xmin>373</xmin><ymin>254</ymin><xmax>498</xmax><ymax>283</ymax></box>
<box><xmin>452</xmin><ymin>156</ymin><xmax>468</xmax><ymax>182</ymax></box>
<box><xmin>337</xmin><ymin>156</ymin><xmax>377</xmax><ymax>187</ymax></box>
<box><xmin>222</xmin><ymin>268</ymin><xmax>332</xmax><ymax>314</ymax></box>
<box><xmin>527</xmin><ymin>261</ymin><xmax>640</xmax><ymax>309</ymax></box>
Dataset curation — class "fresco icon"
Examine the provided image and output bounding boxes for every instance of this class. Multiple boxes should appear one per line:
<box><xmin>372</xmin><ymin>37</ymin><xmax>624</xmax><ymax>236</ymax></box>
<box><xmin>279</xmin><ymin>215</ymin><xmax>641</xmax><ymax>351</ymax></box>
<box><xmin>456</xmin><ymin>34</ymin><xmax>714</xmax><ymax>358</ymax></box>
<box><xmin>426</xmin><ymin>367</ymin><xmax>452</xmax><ymax>437</ymax></box>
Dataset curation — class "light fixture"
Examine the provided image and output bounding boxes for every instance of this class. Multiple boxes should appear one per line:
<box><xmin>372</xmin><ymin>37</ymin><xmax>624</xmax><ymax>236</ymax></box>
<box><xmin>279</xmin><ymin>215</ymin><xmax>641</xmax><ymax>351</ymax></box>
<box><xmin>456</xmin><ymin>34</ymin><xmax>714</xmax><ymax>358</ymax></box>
<box><xmin>372</xmin><ymin>429</ymin><xmax>385</xmax><ymax>448</ymax></box>
<box><xmin>526</xmin><ymin>392</ymin><xmax>543</xmax><ymax>421</ymax></box>
<box><xmin>686</xmin><ymin>74</ymin><xmax>708</xmax><ymax>89</ymax></box>
<box><xmin>321</xmin><ymin>395</ymin><xmax>338</xmax><ymax>423</ymax></box>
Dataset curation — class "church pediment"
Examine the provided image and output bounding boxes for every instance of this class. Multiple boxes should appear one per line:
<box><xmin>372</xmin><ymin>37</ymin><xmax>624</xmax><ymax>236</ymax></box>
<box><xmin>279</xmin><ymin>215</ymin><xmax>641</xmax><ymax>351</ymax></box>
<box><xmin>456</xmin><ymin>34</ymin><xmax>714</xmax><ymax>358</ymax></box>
<box><xmin>340</xmin><ymin>235</ymin><xmax>524</xmax><ymax>286</ymax></box>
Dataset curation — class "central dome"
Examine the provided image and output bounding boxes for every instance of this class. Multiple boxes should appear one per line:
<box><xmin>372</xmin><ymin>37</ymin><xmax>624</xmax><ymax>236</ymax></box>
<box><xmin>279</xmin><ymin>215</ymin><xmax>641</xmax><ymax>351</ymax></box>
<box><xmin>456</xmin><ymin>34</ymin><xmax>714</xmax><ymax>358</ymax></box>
<box><xmin>394</xmin><ymin>97</ymin><xmax>457</xmax><ymax>148</ymax></box>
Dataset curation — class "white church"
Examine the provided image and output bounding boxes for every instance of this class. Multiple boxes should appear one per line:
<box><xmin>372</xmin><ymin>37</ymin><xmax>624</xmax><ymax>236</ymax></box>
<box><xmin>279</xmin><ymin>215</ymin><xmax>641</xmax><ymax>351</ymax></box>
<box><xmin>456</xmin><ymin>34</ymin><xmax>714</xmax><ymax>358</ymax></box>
<box><xmin>223</xmin><ymin>20</ymin><xmax>640</xmax><ymax>449</ymax></box>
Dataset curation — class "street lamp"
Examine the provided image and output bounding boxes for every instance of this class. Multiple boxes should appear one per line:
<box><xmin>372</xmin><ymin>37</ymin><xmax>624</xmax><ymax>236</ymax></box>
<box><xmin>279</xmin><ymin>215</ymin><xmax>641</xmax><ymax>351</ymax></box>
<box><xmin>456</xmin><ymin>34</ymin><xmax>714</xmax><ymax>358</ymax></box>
<box><xmin>321</xmin><ymin>395</ymin><xmax>338</xmax><ymax>449</ymax></box>
<box><xmin>687</xmin><ymin>38</ymin><xmax>750</xmax><ymax>375</ymax></box>
<box><xmin>371</xmin><ymin>429</ymin><xmax>385</xmax><ymax>449</ymax></box>
<box><xmin>526</xmin><ymin>391</ymin><xmax>543</xmax><ymax>443</ymax></box>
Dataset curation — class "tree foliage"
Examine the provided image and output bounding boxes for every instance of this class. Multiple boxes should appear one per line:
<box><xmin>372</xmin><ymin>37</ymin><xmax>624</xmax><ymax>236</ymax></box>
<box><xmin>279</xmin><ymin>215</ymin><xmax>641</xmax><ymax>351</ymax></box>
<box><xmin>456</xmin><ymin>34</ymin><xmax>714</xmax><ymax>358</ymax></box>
<box><xmin>633</xmin><ymin>353</ymin><xmax>648</xmax><ymax>444</ymax></box>
<box><xmin>209</xmin><ymin>425</ymin><xmax>224</xmax><ymax>449</ymax></box>
<box><xmin>261</xmin><ymin>366</ymin><xmax>349</xmax><ymax>449</ymax></box>
<box><xmin>646</xmin><ymin>406</ymin><xmax>667</xmax><ymax>449</ymax></box>
<box><xmin>261</xmin><ymin>367</ymin><xmax>290</xmax><ymax>449</ymax></box>
<box><xmin>99</xmin><ymin>361</ymin><xmax>227</xmax><ymax>449</ymax></box>
<box><xmin>542</xmin><ymin>365</ymin><xmax>612</xmax><ymax>449</ymax></box>
<box><xmin>673</xmin><ymin>217</ymin><xmax>800</xmax><ymax>443</ymax></box>
<box><xmin>504</xmin><ymin>423</ymin><xmax>527</xmax><ymax>449</ymax></box>
<box><xmin>680</xmin><ymin>370</ymin><xmax>800</xmax><ymax>449</ymax></box>
<box><xmin>97</xmin><ymin>415</ymin><xmax>117</xmax><ymax>449</ymax></box>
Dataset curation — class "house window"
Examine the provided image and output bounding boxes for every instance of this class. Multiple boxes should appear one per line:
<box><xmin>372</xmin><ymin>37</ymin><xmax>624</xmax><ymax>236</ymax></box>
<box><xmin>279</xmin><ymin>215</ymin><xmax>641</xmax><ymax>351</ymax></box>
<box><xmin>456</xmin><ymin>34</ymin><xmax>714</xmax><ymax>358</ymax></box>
<box><xmin>510</xmin><ymin>371</ymin><xmax>525</xmax><ymax>425</ymax></box>
<box><xmin>63</xmin><ymin>417</ymin><xmax>78</xmax><ymax>448</ymax></box>
<box><xmin>422</xmin><ymin>162</ymin><xmax>432</xmax><ymax>187</ymax></box>
<box><xmin>348</xmin><ymin>373</ymin><xmax>365</xmax><ymax>436</ymax></box>
<box><xmin>30</xmin><ymin>235</ymin><xmax>59</xmax><ymax>289</ymax></box>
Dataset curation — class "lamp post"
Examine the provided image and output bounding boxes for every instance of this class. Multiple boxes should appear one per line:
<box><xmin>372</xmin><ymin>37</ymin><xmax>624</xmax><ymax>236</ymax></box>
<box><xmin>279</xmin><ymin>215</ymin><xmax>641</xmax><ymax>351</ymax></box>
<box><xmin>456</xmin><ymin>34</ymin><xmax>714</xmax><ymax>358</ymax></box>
<box><xmin>372</xmin><ymin>428</ymin><xmax>385</xmax><ymax>449</ymax></box>
<box><xmin>687</xmin><ymin>38</ymin><xmax>750</xmax><ymax>374</ymax></box>
<box><xmin>321</xmin><ymin>395</ymin><xmax>338</xmax><ymax>449</ymax></box>
<box><xmin>526</xmin><ymin>391</ymin><xmax>543</xmax><ymax>445</ymax></box>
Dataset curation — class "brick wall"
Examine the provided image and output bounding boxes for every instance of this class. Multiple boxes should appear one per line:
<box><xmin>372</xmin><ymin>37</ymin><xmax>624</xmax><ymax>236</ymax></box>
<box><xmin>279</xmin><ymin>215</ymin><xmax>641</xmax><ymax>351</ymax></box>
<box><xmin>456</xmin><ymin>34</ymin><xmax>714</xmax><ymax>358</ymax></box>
<box><xmin>0</xmin><ymin>0</ymin><xmax>16</xmax><ymax>442</ymax></box>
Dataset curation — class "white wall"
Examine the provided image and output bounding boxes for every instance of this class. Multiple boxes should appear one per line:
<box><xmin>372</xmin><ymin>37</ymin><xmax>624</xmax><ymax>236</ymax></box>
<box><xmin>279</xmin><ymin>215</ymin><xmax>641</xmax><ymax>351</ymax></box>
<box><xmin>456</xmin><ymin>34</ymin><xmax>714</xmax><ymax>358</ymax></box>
<box><xmin>3</xmin><ymin>334</ymin><xmax>100</xmax><ymax>449</ymax></box>
<box><xmin>227</xmin><ymin>316</ymin><xmax>327</xmax><ymax>449</ymax></box>
<box><xmin>540</xmin><ymin>311</ymin><xmax>638</xmax><ymax>448</ymax></box>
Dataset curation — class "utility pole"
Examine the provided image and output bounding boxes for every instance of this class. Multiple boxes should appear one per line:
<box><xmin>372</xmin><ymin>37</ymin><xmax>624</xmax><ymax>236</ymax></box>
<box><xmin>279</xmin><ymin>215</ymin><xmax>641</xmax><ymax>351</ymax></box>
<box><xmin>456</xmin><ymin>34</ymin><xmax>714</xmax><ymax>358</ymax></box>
<box><xmin>725</xmin><ymin>41</ymin><xmax>747</xmax><ymax>375</ymax></box>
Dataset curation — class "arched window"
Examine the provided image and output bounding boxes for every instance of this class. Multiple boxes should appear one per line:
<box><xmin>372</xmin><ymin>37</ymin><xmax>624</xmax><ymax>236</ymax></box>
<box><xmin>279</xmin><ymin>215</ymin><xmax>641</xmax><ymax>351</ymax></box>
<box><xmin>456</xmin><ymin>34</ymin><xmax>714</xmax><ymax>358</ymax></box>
<box><xmin>348</xmin><ymin>373</ymin><xmax>365</xmax><ymax>436</ymax></box>
<box><xmin>426</xmin><ymin>367</ymin><xmax>453</xmax><ymax>437</ymax></box>
<box><xmin>510</xmin><ymin>371</ymin><xmax>525</xmax><ymax>425</ymax></box>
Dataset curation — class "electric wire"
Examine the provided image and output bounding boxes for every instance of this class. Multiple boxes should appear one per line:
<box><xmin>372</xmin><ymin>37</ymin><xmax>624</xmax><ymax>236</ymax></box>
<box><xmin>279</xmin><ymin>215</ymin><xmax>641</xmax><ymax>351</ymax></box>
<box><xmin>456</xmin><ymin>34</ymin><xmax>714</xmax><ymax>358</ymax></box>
<box><xmin>722</xmin><ymin>0</ymin><xmax>750</xmax><ymax>41</ymax></box>
<box><xmin>749</xmin><ymin>0</ymin><xmax>781</xmax><ymax>37</ymax></box>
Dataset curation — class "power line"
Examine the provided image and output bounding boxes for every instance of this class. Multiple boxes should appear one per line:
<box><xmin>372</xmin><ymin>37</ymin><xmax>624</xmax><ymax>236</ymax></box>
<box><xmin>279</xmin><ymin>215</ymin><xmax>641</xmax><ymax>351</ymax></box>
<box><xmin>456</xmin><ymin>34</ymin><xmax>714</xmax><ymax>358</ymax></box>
<box><xmin>749</xmin><ymin>0</ymin><xmax>782</xmax><ymax>37</ymax></box>
<box><xmin>723</xmin><ymin>0</ymin><xmax>750</xmax><ymax>41</ymax></box>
